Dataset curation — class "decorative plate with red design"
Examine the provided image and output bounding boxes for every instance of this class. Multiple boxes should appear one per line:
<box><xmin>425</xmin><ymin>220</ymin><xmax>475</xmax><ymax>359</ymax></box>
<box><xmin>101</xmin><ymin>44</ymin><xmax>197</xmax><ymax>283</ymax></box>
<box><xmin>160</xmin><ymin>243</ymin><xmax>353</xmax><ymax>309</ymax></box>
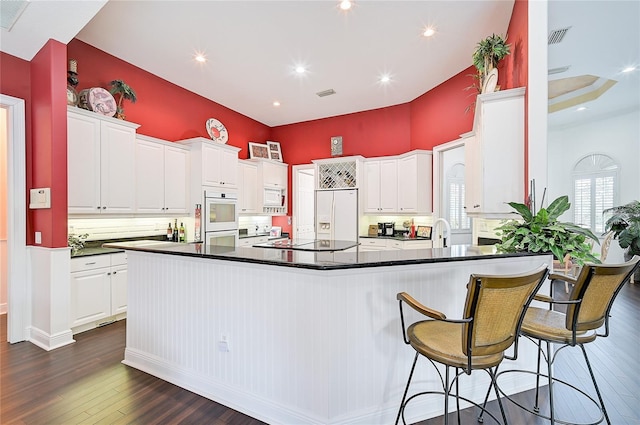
<box><xmin>206</xmin><ymin>118</ymin><xmax>229</xmax><ymax>144</ymax></box>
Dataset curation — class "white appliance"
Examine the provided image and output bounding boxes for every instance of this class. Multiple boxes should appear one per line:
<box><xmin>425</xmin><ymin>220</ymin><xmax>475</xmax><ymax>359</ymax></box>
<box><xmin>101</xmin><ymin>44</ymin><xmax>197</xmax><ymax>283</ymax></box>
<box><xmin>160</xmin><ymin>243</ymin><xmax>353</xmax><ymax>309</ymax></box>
<box><xmin>264</xmin><ymin>187</ymin><xmax>284</xmax><ymax>206</ymax></box>
<box><xmin>315</xmin><ymin>189</ymin><xmax>358</xmax><ymax>241</ymax></box>
<box><xmin>204</xmin><ymin>189</ymin><xmax>239</xmax><ymax>247</ymax></box>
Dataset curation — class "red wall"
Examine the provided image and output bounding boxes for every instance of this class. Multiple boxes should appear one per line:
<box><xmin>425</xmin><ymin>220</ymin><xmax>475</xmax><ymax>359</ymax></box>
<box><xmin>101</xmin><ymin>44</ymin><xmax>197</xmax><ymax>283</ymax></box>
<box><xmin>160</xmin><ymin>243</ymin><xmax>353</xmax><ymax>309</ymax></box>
<box><xmin>410</xmin><ymin>66</ymin><xmax>477</xmax><ymax>150</ymax></box>
<box><xmin>67</xmin><ymin>40</ymin><xmax>271</xmax><ymax>158</ymax></box>
<box><xmin>30</xmin><ymin>40</ymin><xmax>69</xmax><ymax>248</ymax></box>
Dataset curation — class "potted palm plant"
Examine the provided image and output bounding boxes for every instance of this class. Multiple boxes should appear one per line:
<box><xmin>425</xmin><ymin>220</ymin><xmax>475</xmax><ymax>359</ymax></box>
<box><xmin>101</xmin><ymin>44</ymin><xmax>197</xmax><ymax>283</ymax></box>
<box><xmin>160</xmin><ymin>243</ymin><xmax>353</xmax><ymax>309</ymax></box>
<box><xmin>495</xmin><ymin>195</ymin><xmax>600</xmax><ymax>266</ymax></box>
<box><xmin>472</xmin><ymin>33</ymin><xmax>510</xmax><ymax>93</ymax></box>
<box><xmin>109</xmin><ymin>79</ymin><xmax>137</xmax><ymax>120</ymax></box>
<box><xmin>604</xmin><ymin>200</ymin><xmax>640</xmax><ymax>280</ymax></box>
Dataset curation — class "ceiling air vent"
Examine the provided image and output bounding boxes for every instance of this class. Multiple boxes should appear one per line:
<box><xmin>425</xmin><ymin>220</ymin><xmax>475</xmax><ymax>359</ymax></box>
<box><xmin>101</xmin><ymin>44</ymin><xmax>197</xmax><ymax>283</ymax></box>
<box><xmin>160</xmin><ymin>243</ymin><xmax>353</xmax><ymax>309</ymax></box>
<box><xmin>548</xmin><ymin>26</ymin><xmax>571</xmax><ymax>45</ymax></box>
<box><xmin>548</xmin><ymin>65</ymin><xmax>571</xmax><ymax>75</ymax></box>
<box><xmin>0</xmin><ymin>0</ymin><xmax>30</xmax><ymax>31</ymax></box>
<box><xmin>316</xmin><ymin>89</ymin><xmax>336</xmax><ymax>98</ymax></box>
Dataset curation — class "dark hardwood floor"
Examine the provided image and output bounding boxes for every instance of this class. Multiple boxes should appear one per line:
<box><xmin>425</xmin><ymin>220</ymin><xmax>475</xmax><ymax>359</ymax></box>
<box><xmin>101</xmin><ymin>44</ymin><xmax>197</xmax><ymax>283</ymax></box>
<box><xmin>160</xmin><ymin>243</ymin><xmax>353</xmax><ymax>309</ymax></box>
<box><xmin>2</xmin><ymin>282</ymin><xmax>639</xmax><ymax>424</ymax></box>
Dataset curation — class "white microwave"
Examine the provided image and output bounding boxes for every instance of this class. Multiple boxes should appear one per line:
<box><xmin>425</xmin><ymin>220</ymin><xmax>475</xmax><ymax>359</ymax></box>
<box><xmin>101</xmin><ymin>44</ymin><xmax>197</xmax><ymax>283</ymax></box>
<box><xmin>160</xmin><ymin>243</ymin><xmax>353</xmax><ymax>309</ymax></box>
<box><xmin>264</xmin><ymin>188</ymin><xmax>284</xmax><ymax>207</ymax></box>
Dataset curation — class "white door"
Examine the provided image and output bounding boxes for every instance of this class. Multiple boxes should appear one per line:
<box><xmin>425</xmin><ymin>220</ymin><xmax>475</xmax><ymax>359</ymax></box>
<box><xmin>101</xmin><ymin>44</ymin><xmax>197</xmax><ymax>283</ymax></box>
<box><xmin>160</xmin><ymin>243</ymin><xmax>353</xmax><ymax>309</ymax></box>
<box><xmin>293</xmin><ymin>165</ymin><xmax>315</xmax><ymax>240</ymax></box>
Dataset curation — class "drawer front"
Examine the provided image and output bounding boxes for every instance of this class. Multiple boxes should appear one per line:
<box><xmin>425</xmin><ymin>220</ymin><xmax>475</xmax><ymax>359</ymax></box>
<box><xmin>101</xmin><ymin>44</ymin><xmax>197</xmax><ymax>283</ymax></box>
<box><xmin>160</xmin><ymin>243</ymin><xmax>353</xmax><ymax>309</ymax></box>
<box><xmin>111</xmin><ymin>252</ymin><xmax>128</xmax><ymax>266</ymax></box>
<box><xmin>71</xmin><ymin>255</ymin><xmax>111</xmax><ymax>273</ymax></box>
<box><xmin>359</xmin><ymin>238</ymin><xmax>387</xmax><ymax>249</ymax></box>
<box><xmin>388</xmin><ymin>240</ymin><xmax>403</xmax><ymax>250</ymax></box>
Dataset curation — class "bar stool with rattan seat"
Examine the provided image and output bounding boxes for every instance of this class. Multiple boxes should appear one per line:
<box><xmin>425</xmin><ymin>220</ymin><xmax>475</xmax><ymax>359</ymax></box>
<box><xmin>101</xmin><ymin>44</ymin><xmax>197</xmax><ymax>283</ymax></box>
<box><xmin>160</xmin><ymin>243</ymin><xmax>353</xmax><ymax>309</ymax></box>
<box><xmin>395</xmin><ymin>265</ymin><xmax>548</xmax><ymax>425</ymax></box>
<box><xmin>495</xmin><ymin>256</ymin><xmax>640</xmax><ymax>425</ymax></box>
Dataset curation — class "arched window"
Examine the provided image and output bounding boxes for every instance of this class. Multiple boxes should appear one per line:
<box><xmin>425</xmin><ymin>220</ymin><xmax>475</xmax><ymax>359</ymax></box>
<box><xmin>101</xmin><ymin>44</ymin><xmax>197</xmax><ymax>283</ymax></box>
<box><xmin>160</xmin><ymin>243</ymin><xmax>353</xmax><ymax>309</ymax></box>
<box><xmin>446</xmin><ymin>163</ymin><xmax>470</xmax><ymax>231</ymax></box>
<box><xmin>573</xmin><ymin>154</ymin><xmax>619</xmax><ymax>233</ymax></box>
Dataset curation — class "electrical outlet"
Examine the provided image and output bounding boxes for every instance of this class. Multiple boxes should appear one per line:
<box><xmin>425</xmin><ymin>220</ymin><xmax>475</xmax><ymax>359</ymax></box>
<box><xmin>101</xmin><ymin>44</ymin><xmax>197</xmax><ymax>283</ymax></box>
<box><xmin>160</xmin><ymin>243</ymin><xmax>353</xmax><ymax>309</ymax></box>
<box><xmin>218</xmin><ymin>334</ymin><xmax>230</xmax><ymax>352</ymax></box>
<box><xmin>35</xmin><ymin>231</ymin><xmax>42</xmax><ymax>244</ymax></box>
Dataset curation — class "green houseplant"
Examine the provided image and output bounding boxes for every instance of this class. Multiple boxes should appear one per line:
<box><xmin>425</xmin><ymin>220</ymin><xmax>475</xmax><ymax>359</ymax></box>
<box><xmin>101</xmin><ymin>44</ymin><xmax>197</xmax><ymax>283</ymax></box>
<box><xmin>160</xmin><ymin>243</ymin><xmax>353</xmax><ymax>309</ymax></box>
<box><xmin>604</xmin><ymin>200</ymin><xmax>640</xmax><ymax>260</ymax></box>
<box><xmin>472</xmin><ymin>33</ymin><xmax>510</xmax><ymax>93</ymax></box>
<box><xmin>495</xmin><ymin>195</ymin><xmax>600</xmax><ymax>265</ymax></box>
<box><xmin>109</xmin><ymin>79</ymin><xmax>137</xmax><ymax>120</ymax></box>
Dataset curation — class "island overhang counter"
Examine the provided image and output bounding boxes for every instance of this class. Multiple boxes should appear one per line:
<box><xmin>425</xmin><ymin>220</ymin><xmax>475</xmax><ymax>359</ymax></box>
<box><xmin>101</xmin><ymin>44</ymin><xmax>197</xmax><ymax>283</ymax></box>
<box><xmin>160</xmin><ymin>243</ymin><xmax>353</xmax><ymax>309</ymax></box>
<box><xmin>105</xmin><ymin>241</ymin><xmax>551</xmax><ymax>424</ymax></box>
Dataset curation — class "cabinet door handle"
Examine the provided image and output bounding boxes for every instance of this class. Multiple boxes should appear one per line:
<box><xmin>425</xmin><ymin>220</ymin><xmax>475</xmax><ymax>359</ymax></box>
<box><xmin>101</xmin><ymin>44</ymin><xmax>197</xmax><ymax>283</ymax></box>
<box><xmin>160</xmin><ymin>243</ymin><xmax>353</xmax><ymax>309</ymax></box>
<box><xmin>96</xmin><ymin>206</ymin><xmax>101</xmax><ymax>210</ymax></box>
<box><xmin>112</xmin><ymin>271</ymin><xmax>117</xmax><ymax>275</ymax></box>
<box><xmin>85</xmin><ymin>262</ymin><xmax>96</xmax><ymax>266</ymax></box>
<box><xmin>474</xmin><ymin>204</ymin><xmax>480</xmax><ymax>208</ymax></box>
<box><xmin>102</xmin><ymin>206</ymin><xmax>106</xmax><ymax>209</ymax></box>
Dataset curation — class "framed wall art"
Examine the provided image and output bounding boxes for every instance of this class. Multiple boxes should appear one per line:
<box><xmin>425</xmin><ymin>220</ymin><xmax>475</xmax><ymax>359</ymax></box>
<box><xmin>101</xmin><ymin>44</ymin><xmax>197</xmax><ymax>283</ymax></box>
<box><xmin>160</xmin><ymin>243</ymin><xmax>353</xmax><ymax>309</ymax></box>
<box><xmin>248</xmin><ymin>142</ymin><xmax>269</xmax><ymax>159</ymax></box>
<box><xmin>267</xmin><ymin>141</ymin><xmax>283</xmax><ymax>162</ymax></box>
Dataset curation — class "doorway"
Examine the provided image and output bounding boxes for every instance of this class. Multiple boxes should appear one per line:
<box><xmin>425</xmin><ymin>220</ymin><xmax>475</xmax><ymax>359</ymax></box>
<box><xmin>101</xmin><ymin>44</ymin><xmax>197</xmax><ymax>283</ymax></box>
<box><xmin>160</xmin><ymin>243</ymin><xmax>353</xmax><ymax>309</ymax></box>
<box><xmin>1</xmin><ymin>94</ymin><xmax>28</xmax><ymax>343</ymax></box>
<box><xmin>433</xmin><ymin>138</ymin><xmax>472</xmax><ymax>246</ymax></box>
<box><xmin>292</xmin><ymin>165</ymin><xmax>315</xmax><ymax>240</ymax></box>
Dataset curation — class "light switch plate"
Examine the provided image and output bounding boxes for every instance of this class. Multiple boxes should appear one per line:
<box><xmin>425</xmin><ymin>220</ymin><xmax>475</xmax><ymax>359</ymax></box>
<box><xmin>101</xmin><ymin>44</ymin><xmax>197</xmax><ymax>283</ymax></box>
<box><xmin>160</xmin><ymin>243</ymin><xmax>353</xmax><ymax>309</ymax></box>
<box><xmin>330</xmin><ymin>136</ymin><xmax>343</xmax><ymax>156</ymax></box>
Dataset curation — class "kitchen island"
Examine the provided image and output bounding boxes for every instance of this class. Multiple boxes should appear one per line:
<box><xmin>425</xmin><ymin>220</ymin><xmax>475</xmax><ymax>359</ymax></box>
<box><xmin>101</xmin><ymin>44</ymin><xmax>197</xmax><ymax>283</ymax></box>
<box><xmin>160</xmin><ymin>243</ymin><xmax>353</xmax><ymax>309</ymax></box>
<box><xmin>105</xmin><ymin>240</ymin><xmax>551</xmax><ymax>424</ymax></box>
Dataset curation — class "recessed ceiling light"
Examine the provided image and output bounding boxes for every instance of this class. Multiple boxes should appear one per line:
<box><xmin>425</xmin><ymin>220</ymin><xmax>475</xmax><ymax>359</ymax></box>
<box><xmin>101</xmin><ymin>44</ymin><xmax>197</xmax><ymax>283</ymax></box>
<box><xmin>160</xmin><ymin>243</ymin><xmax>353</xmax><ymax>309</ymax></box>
<box><xmin>194</xmin><ymin>53</ymin><xmax>206</xmax><ymax>63</ymax></box>
<box><xmin>273</xmin><ymin>101</ymin><xmax>281</xmax><ymax>107</ymax></box>
<box><xmin>295</xmin><ymin>66</ymin><xmax>306</xmax><ymax>74</ymax></box>
<box><xmin>423</xmin><ymin>27</ymin><xmax>436</xmax><ymax>37</ymax></box>
<box><xmin>339</xmin><ymin>0</ymin><xmax>352</xmax><ymax>11</ymax></box>
<box><xmin>622</xmin><ymin>66</ymin><xmax>637</xmax><ymax>73</ymax></box>
<box><xmin>380</xmin><ymin>75</ymin><xmax>391</xmax><ymax>84</ymax></box>
<box><xmin>576</xmin><ymin>106</ymin><xmax>587</xmax><ymax>111</ymax></box>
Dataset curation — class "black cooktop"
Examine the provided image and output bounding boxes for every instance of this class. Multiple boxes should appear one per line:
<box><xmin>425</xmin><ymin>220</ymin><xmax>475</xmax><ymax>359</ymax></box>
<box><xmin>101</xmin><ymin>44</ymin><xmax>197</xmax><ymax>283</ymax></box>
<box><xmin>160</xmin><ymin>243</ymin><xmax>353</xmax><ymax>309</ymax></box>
<box><xmin>253</xmin><ymin>239</ymin><xmax>358</xmax><ymax>252</ymax></box>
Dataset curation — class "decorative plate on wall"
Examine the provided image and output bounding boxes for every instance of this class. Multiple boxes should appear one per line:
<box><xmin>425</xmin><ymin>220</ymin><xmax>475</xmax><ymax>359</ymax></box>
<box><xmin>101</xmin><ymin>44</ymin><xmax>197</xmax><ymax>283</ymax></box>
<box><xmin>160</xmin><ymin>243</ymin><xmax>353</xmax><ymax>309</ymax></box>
<box><xmin>206</xmin><ymin>118</ymin><xmax>229</xmax><ymax>144</ymax></box>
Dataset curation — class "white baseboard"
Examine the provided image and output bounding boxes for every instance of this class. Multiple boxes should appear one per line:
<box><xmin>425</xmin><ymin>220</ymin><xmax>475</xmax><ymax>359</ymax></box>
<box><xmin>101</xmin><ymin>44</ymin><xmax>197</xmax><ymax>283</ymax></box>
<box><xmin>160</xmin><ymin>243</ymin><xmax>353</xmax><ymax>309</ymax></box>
<box><xmin>123</xmin><ymin>348</ymin><xmax>324</xmax><ymax>424</ymax></box>
<box><xmin>28</xmin><ymin>326</ymin><xmax>75</xmax><ymax>351</ymax></box>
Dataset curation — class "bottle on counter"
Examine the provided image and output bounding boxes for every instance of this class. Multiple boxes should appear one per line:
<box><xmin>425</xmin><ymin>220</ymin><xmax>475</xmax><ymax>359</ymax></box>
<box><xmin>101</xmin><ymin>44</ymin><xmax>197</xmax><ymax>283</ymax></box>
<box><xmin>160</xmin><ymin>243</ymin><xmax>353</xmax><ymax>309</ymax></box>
<box><xmin>194</xmin><ymin>204</ymin><xmax>201</xmax><ymax>241</ymax></box>
<box><xmin>173</xmin><ymin>219</ymin><xmax>179</xmax><ymax>242</ymax></box>
<box><xmin>167</xmin><ymin>222</ymin><xmax>173</xmax><ymax>241</ymax></box>
<box><xmin>179</xmin><ymin>222</ymin><xmax>185</xmax><ymax>242</ymax></box>
<box><xmin>410</xmin><ymin>219</ymin><xmax>416</xmax><ymax>239</ymax></box>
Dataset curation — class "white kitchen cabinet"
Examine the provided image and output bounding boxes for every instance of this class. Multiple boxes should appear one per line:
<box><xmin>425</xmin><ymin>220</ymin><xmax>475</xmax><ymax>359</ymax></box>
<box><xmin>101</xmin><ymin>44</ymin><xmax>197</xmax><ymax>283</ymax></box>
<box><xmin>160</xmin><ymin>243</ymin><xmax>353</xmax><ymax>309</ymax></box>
<box><xmin>364</xmin><ymin>159</ymin><xmax>398</xmax><ymax>213</ymax></box>
<box><xmin>262</xmin><ymin>160</ymin><xmax>287</xmax><ymax>188</ymax></box>
<box><xmin>178</xmin><ymin>138</ymin><xmax>241</xmax><ymax>212</ymax></box>
<box><xmin>68</xmin><ymin>107</ymin><xmax>140</xmax><ymax>214</ymax></box>
<box><xmin>358</xmin><ymin>237</ymin><xmax>433</xmax><ymax>252</ymax></box>
<box><xmin>202</xmin><ymin>142</ymin><xmax>239</xmax><ymax>187</ymax></box>
<box><xmin>70</xmin><ymin>252</ymin><xmax>127</xmax><ymax>333</ymax></box>
<box><xmin>135</xmin><ymin>135</ymin><xmax>189</xmax><ymax>214</ymax></box>
<box><xmin>238</xmin><ymin>160</ymin><xmax>259</xmax><ymax>214</ymax></box>
<box><xmin>237</xmin><ymin>235</ymin><xmax>269</xmax><ymax>247</ymax></box>
<box><xmin>247</xmin><ymin>158</ymin><xmax>289</xmax><ymax>215</ymax></box>
<box><xmin>358</xmin><ymin>238</ymin><xmax>388</xmax><ymax>252</ymax></box>
<box><xmin>464</xmin><ymin>87</ymin><xmax>525</xmax><ymax>216</ymax></box>
<box><xmin>397</xmin><ymin>150</ymin><xmax>432</xmax><ymax>214</ymax></box>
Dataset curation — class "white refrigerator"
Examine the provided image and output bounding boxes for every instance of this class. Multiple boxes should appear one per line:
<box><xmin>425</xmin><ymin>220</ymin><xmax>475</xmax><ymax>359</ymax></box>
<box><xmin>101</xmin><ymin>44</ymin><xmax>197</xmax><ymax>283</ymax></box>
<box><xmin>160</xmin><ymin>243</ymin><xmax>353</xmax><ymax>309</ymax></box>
<box><xmin>315</xmin><ymin>189</ymin><xmax>358</xmax><ymax>241</ymax></box>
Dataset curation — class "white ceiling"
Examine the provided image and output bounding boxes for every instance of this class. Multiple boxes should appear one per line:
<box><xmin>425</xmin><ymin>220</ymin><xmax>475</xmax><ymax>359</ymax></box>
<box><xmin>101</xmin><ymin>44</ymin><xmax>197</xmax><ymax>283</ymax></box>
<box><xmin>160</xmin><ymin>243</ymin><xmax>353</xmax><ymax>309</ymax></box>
<box><xmin>547</xmin><ymin>0</ymin><xmax>639</xmax><ymax>129</ymax></box>
<box><xmin>1</xmin><ymin>1</ymin><xmax>637</xmax><ymax>129</ymax></box>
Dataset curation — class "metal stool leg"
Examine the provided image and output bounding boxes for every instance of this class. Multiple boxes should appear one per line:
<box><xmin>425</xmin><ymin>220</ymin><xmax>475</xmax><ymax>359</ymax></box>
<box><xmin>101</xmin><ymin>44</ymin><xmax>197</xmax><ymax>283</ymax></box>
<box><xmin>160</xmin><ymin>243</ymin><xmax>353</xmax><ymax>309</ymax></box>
<box><xmin>396</xmin><ymin>352</ymin><xmax>419</xmax><ymax>425</ymax></box>
<box><xmin>533</xmin><ymin>339</ymin><xmax>543</xmax><ymax>413</ymax></box>
<box><xmin>580</xmin><ymin>344</ymin><xmax>611</xmax><ymax>425</ymax></box>
<box><xmin>490</xmin><ymin>367</ymin><xmax>508</xmax><ymax>425</ymax></box>
<box><xmin>444</xmin><ymin>366</ymin><xmax>450</xmax><ymax>425</ymax></box>
<box><xmin>546</xmin><ymin>341</ymin><xmax>556</xmax><ymax>424</ymax></box>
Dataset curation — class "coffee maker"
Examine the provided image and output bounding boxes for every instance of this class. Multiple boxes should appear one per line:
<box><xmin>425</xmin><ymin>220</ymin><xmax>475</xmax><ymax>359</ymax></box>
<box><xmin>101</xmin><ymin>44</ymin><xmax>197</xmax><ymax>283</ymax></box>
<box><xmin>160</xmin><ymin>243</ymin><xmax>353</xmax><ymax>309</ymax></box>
<box><xmin>378</xmin><ymin>222</ymin><xmax>394</xmax><ymax>236</ymax></box>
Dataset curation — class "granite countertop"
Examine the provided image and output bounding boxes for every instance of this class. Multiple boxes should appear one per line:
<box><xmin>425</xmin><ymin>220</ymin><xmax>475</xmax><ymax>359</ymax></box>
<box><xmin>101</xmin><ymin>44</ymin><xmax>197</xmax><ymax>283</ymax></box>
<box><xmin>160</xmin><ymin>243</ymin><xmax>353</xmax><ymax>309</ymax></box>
<box><xmin>71</xmin><ymin>235</ymin><xmax>167</xmax><ymax>258</ymax></box>
<box><xmin>359</xmin><ymin>235</ymin><xmax>432</xmax><ymax>241</ymax></box>
<box><xmin>102</xmin><ymin>240</ymin><xmax>548</xmax><ymax>271</ymax></box>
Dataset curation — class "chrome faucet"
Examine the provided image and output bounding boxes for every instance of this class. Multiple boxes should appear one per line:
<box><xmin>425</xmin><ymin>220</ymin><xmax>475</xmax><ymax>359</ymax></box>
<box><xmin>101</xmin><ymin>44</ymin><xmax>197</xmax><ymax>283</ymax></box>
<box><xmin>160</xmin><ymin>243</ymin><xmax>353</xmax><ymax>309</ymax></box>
<box><xmin>433</xmin><ymin>218</ymin><xmax>452</xmax><ymax>248</ymax></box>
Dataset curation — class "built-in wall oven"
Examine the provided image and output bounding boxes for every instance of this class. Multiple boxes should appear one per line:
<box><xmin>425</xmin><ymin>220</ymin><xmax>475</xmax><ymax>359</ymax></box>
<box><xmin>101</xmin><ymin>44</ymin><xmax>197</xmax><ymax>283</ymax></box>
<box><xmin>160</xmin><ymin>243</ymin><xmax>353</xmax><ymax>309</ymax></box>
<box><xmin>204</xmin><ymin>189</ymin><xmax>238</xmax><ymax>247</ymax></box>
